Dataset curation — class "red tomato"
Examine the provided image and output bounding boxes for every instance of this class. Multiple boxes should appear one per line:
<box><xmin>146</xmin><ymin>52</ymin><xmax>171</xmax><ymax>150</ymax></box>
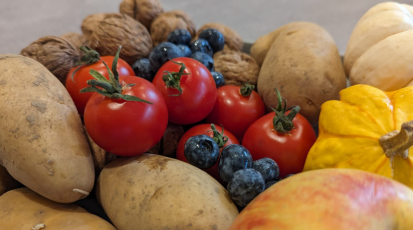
<box><xmin>66</xmin><ymin>56</ymin><xmax>134</xmax><ymax>115</ymax></box>
<box><xmin>242</xmin><ymin>110</ymin><xmax>316</xmax><ymax>178</ymax></box>
<box><xmin>205</xmin><ymin>84</ymin><xmax>266</xmax><ymax>143</ymax></box>
<box><xmin>176</xmin><ymin>124</ymin><xmax>239</xmax><ymax>182</ymax></box>
<box><xmin>84</xmin><ymin>76</ymin><xmax>168</xmax><ymax>156</ymax></box>
<box><xmin>152</xmin><ymin>57</ymin><xmax>217</xmax><ymax>125</ymax></box>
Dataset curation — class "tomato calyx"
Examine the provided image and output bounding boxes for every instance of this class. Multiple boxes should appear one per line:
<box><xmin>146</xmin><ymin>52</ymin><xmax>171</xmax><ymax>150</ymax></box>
<box><xmin>71</xmin><ymin>46</ymin><xmax>101</xmax><ymax>82</ymax></box>
<box><xmin>240</xmin><ymin>83</ymin><xmax>255</xmax><ymax>97</ymax></box>
<box><xmin>80</xmin><ymin>46</ymin><xmax>152</xmax><ymax>104</ymax></box>
<box><xmin>208</xmin><ymin>124</ymin><xmax>229</xmax><ymax>148</ymax></box>
<box><xmin>162</xmin><ymin>60</ymin><xmax>191</xmax><ymax>96</ymax></box>
<box><xmin>270</xmin><ymin>88</ymin><xmax>300</xmax><ymax>133</ymax></box>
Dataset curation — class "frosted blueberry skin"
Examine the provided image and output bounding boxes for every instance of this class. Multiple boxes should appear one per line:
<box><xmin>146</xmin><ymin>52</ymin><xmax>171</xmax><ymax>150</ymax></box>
<box><xmin>211</xmin><ymin>71</ymin><xmax>225</xmax><ymax>88</ymax></box>
<box><xmin>218</xmin><ymin>144</ymin><xmax>253</xmax><ymax>184</ymax></box>
<box><xmin>184</xmin><ymin>135</ymin><xmax>220</xmax><ymax>169</ymax></box>
<box><xmin>252</xmin><ymin>157</ymin><xmax>280</xmax><ymax>182</ymax></box>
<box><xmin>227</xmin><ymin>168</ymin><xmax>265</xmax><ymax>207</ymax></box>
<box><xmin>198</xmin><ymin>28</ymin><xmax>225</xmax><ymax>53</ymax></box>
<box><xmin>132</xmin><ymin>58</ymin><xmax>155</xmax><ymax>81</ymax></box>
<box><xmin>167</xmin><ymin>29</ymin><xmax>192</xmax><ymax>46</ymax></box>
<box><xmin>190</xmin><ymin>39</ymin><xmax>213</xmax><ymax>57</ymax></box>
<box><xmin>149</xmin><ymin>42</ymin><xmax>184</xmax><ymax>72</ymax></box>
<box><xmin>177</xmin><ymin>45</ymin><xmax>192</xmax><ymax>57</ymax></box>
<box><xmin>190</xmin><ymin>52</ymin><xmax>214</xmax><ymax>72</ymax></box>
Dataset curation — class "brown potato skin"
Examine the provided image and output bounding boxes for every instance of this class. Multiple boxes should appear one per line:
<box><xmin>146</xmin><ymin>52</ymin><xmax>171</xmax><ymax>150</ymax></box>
<box><xmin>96</xmin><ymin>154</ymin><xmax>239</xmax><ymax>230</ymax></box>
<box><xmin>250</xmin><ymin>24</ymin><xmax>287</xmax><ymax>67</ymax></box>
<box><xmin>257</xmin><ymin>22</ymin><xmax>346</xmax><ymax>126</ymax></box>
<box><xmin>0</xmin><ymin>188</ymin><xmax>116</xmax><ymax>230</ymax></box>
<box><xmin>0</xmin><ymin>165</ymin><xmax>20</xmax><ymax>195</ymax></box>
<box><xmin>0</xmin><ymin>54</ymin><xmax>94</xmax><ymax>203</ymax></box>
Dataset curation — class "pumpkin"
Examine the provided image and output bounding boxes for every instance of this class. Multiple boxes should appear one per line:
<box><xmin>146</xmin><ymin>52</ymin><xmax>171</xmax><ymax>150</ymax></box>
<box><xmin>304</xmin><ymin>84</ymin><xmax>413</xmax><ymax>188</ymax></box>
<box><xmin>344</xmin><ymin>2</ymin><xmax>413</xmax><ymax>91</ymax></box>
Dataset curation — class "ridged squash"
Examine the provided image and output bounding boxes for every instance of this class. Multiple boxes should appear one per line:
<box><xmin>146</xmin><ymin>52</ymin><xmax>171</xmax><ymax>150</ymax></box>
<box><xmin>304</xmin><ymin>84</ymin><xmax>413</xmax><ymax>188</ymax></box>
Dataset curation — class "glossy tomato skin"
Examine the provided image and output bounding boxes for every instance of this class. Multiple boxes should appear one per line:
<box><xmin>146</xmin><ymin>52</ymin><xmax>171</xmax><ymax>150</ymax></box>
<box><xmin>152</xmin><ymin>57</ymin><xmax>217</xmax><ymax>125</ymax></box>
<box><xmin>66</xmin><ymin>56</ymin><xmax>134</xmax><ymax>115</ymax></box>
<box><xmin>242</xmin><ymin>111</ymin><xmax>316</xmax><ymax>178</ymax></box>
<box><xmin>84</xmin><ymin>76</ymin><xmax>168</xmax><ymax>157</ymax></box>
<box><xmin>176</xmin><ymin>124</ymin><xmax>239</xmax><ymax>182</ymax></box>
<box><xmin>205</xmin><ymin>85</ymin><xmax>266</xmax><ymax>143</ymax></box>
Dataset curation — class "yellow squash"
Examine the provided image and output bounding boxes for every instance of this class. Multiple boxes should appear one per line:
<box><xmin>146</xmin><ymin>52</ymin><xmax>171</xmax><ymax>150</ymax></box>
<box><xmin>304</xmin><ymin>84</ymin><xmax>413</xmax><ymax>188</ymax></box>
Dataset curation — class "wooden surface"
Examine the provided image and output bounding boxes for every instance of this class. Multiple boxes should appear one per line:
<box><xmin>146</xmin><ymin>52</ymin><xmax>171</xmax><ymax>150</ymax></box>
<box><xmin>1</xmin><ymin>1</ymin><xmax>413</xmax><ymax>55</ymax></box>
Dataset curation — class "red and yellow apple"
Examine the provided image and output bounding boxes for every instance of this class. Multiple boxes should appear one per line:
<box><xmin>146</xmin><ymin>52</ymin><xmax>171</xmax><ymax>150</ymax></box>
<box><xmin>229</xmin><ymin>168</ymin><xmax>413</xmax><ymax>230</ymax></box>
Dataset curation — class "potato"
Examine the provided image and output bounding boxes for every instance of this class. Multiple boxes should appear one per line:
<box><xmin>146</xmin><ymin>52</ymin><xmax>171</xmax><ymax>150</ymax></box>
<box><xmin>0</xmin><ymin>54</ymin><xmax>95</xmax><ymax>203</ymax></box>
<box><xmin>96</xmin><ymin>154</ymin><xmax>239</xmax><ymax>230</ymax></box>
<box><xmin>0</xmin><ymin>187</ymin><xmax>116</xmax><ymax>230</ymax></box>
<box><xmin>0</xmin><ymin>165</ymin><xmax>20</xmax><ymax>195</ymax></box>
<box><xmin>250</xmin><ymin>24</ymin><xmax>287</xmax><ymax>67</ymax></box>
<box><xmin>256</xmin><ymin>22</ymin><xmax>347</xmax><ymax>126</ymax></box>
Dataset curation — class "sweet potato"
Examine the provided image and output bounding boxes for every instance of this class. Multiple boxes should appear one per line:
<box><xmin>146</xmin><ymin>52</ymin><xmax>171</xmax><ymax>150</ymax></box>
<box><xmin>0</xmin><ymin>54</ymin><xmax>94</xmax><ymax>203</ymax></box>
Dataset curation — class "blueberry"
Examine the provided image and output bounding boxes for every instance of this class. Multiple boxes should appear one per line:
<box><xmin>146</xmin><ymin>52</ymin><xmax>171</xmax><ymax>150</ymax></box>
<box><xmin>167</xmin><ymin>29</ymin><xmax>192</xmax><ymax>46</ymax></box>
<box><xmin>252</xmin><ymin>158</ymin><xmax>279</xmax><ymax>182</ymax></box>
<box><xmin>177</xmin><ymin>45</ymin><xmax>192</xmax><ymax>57</ymax></box>
<box><xmin>264</xmin><ymin>180</ymin><xmax>279</xmax><ymax>190</ymax></box>
<box><xmin>190</xmin><ymin>39</ymin><xmax>213</xmax><ymax>57</ymax></box>
<box><xmin>149</xmin><ymin>42</ymin><xmax>184</xmax><ymax>72</ymax></box>
<box><xmin>198</xmin><ymin>28</ymin><xmax>225</xmax><ymax>53</ymax></box>
<box><xmin>218</xmin><ymin>144</ymin><xmax>253</xmax><ymax>183</ymax></box>
<box><xmin>227</xmin><ymin>168</ymin><xmax>265</xmax><ymax>207</ymax></box>
<box><xmin>211</xmin><ymin>71</ymin><xmax>225</xmax><ymax>88</ymax></box>
<box><xmin>131</xmin><ymin>58</ymin><xmax>155</xmax><ymax>81</ymax></box>
<box><xmin>190</xmin><ymin>52</ymin><xmax>214</xmax><ymax>71</ymax></box>
<box><xmin>184</xmin><ymin>135</ymin><xmax>220</xmax><ymax>169</ymax></box>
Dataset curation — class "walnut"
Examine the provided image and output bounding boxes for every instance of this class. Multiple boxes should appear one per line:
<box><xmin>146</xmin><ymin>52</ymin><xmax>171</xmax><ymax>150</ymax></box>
<box><xmin>20</xmin><ymin>36</ymin><xmax>80</xmax><ymax>84</ymax></box>
<box><xmin>195</xmin><ymin>23</ymin><xmax>243</xmax><ymax>52</ymax></box>
<box><xmin>213</xmin><ymin>50</ymin><xmax>260</xmax><ymax>86</ymax></box>
<box><xmin>61</xmin><ymin>32</ymin><xmax>89</xmax><ymax>51</ymax></box>
<box><xmin>148</xmin><ymin>123</ymin><xmax>184</xmax><ymax>158</ymax></box>
<box><xmin>89</xmin><ymin>13</ymin><xmax>152</xmax><ymax>66</ymax></box>
<box><xmin>150</xmin><ymin>10</ymin><xmax>196</xmax><ymax>47</ymax></box>
<box><xmin>81</xmin><ymin>13</ymin><xmax>108</xmax><ymax>39</ymax></box>
<box><xmin>119</xmin><ymin>0</ymin><xmax>164</xmax><ymax>30</ymax></box>
<box><xmin>85</xmin><ymin>128</ymin><xmax>117</xmax><ymax>175</ymax></box>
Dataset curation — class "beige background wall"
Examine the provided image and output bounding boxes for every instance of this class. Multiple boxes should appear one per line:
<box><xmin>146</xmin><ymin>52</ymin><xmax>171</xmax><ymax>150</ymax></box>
<box><xmin>1</xmin><ymin>0</ymin><xmax>413</xmax><ymax>55</ymax></box>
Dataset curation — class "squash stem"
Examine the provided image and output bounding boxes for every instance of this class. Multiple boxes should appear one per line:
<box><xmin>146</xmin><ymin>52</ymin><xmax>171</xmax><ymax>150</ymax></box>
<box><xmin>379</xmin><ymin>120</ymin><xmax>413</xmax><ymax>159</ymax></box>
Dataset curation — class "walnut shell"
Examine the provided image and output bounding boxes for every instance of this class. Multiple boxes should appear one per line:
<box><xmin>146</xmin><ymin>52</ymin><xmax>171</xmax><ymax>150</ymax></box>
<box><xmin>148</xmin><ymin>123</ymin><xmax>184</xmax><ymax>158</ymax></box>
<box><xmin>195</xmin><ymin>23</ymin><xmax>243</xmax><ymax>52</ymax></box>
<box><xmin>213</xmin><ymin>50</ymin><xmax>260</xmax><ymax>86</ymax></box>
<box><xmin>61</xmin><ymin>32</ymin><xmax>89</xmax><ymax>51</ymax></box>
<box><xmin>81</xmin><ymin>13</ymin><xmax>108</xmax><ymax>39</ymax></box>
<box><xmin>119</xmin><ymin>0</ymin><xmax>164</xmax><ymax>30</ymax></box>
<box><xmin>20</xmin><ymin>36</ymin><xmax>80</xmax><ymax>84</ymax></box>
<box><xmin>150</xmin><ymin>10</ymin><xmax>196</xmax><ymax>47</ymax></box>
<box><xmin>89</xmin><ymin>13</ymin><xmax>153</xmax><ymax>66</ymax></box>
<box><xmin>85</xmin><ymin>128</ymin><xmax>117</xmax><ymax>175</ymax></box>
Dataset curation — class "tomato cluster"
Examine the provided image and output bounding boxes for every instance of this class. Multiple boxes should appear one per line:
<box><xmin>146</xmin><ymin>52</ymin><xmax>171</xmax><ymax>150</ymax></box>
<box><xmin>65</xmin><ymin>45</ymin><xmax>316</xmax><ymax>181</ymax></box>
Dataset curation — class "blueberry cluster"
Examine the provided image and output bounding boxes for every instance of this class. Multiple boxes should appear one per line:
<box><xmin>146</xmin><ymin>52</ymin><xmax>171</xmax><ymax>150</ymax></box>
<box><xmin>183</xmin><ymin>134</ymin><xmax>283</xmax><ymax>208</ymax></box>
<box><xmin>131</xmin><ymin>28</ymin><xmax>226</xmax><ymax>88</ymax></box>
<box><xmin>219</xmin><ymin>146</ymin><xmax>280</xmax><ymax>207</ymax></box>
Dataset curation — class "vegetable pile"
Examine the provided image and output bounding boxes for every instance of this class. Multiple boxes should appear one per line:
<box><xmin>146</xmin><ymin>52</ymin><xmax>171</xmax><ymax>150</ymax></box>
<box><xmin>2</xmin><ymin>1</ymin><xmax>413</xmax><ymax>230</ymax></box>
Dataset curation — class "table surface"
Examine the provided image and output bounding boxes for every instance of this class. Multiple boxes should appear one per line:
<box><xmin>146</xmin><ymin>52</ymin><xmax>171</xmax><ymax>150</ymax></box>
<box><xmin>1</xmin><ymin>0</ymin><xmax>413</xmax><ymax>55</ymax></box>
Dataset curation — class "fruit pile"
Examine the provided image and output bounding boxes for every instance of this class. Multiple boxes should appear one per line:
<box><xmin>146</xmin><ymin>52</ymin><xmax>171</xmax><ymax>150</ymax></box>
<box><xmin>2</xmin><ymin>1</ymin><xmax>413</xmax><ymax>230</ymax></box>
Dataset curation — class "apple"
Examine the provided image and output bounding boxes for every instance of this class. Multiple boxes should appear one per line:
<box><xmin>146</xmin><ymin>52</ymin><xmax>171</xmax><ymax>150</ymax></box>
<box><xmin>229</xmin><ymin>168</ymin><xmax>413</xmax><ymax>230</ymax></box>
